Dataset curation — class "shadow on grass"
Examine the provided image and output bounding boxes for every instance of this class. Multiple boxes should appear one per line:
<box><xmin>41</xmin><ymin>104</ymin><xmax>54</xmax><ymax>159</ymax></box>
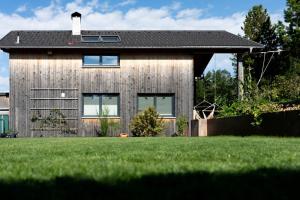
<box><xmin>0</xmin><ymin>168</ymin><xmax>299</xmax><ymax>200</ymax></box>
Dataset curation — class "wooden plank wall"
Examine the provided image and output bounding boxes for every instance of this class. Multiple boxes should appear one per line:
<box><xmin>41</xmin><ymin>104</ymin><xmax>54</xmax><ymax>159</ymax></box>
<box><xmin>9</xmin><ymin>53</ymin><xmax>194</xmax><ymax>137</ymax></box>
<box><xmin>0</xmin><ymin>95</ymin><xmax>9</xmax><ymax>109</ymax></box>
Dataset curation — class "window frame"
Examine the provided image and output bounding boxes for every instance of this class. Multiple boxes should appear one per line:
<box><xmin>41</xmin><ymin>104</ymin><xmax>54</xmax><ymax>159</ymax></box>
<box><xmin>82</xmin><ymin>93</ymin><xmax>120</xmax><ymax>117</ymax></box>
<box><xmin>82</xmin><ymin>54</ymin><xmax>120</xmax><ymax>67</ymax></box>
<box><xmin>137</xmin><ymin>94</ymin><xmax>175</xmax><ymax>117</ymax></box>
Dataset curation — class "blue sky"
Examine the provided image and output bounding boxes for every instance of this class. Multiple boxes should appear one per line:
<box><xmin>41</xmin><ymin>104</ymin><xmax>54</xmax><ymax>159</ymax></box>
<box><xmin>0</xmin><ymin>0</ymin><xmax>286</xmax><ymax>91</ymax></box>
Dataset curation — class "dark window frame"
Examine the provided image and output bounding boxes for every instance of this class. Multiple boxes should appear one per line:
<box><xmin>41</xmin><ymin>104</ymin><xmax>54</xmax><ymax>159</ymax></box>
<box><xmin>137</xmin><ymin>94</ymin><xmax>175</xmax><ymax>117</ymax></box>
<box><xmin>82</xmin><ymin>93</ymin><xmax>120</xmax><ymax>117</ymax></box>
<box><xmin>82</xmin><ymin>54</ymin><xmax>120</xmax><ymax>67</ymax></box>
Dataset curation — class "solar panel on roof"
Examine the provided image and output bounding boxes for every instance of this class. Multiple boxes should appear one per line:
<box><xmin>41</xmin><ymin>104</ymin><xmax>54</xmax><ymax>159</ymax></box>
<box><xmin>101</xmin><ymin>35</ymin><xmax>121</xmax><ymax>43</ymax></box>
<box><xmin>81</xmin><ymin>35</ymin><xmax>100</xmax><ymax>42</ymax></box>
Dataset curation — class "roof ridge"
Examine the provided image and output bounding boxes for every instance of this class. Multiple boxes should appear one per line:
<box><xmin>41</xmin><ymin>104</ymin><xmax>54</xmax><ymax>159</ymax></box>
<box><xmin>10</xmin><ymin>30</ymin><xmax>228</xmax><ymax>32</ymax></box>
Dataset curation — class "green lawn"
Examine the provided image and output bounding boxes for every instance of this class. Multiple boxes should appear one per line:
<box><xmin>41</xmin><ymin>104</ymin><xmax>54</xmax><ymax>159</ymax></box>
<box><xmin>0</xmin><ymin>137</ymin><xmax>300</xmax><ymax>199</ymax></box>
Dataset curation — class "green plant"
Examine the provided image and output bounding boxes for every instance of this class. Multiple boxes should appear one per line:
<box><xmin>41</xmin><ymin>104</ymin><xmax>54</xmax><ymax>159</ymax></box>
<box><xmin>97</xmin><ymin>107</ymin><xmax>121</xmax><ymax>137</ymax></box>
<box><xmin>176</xmin><ymin>115</ymin><xmax>188</xmax><ymax>136</ymax></box>
<box><xmin>130</xmin><ymin>107</ymin><xmax>164</xmax><ymax>137</ymax></box>
<box><xmin>31</xmin><ymin>109</ymin><xmax>74</xmax><ymax>134</ymax></box>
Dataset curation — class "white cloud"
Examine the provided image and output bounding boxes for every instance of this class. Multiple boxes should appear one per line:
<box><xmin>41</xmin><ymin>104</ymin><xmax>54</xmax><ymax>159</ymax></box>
<box><xmin>0</xmin><ymin>1</ymin><xmax>248</xmax><ymax>37</ymax></box>
<box><xmin>118</xmin><ymin>0</ymin><xmax>136</xmax><ymax>7</ymax></box>
<box><xmin>16</xmin><ymin>5</ymin><xmax>27</xmax><ymax>13</ymax></box>
<box><xmin>176</xmin><ymin>8</ymin><xmax>203</xmax><ymax>19</ymax></box>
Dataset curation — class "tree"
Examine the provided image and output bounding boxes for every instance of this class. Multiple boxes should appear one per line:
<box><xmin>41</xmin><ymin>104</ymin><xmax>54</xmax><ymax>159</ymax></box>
<box><xmin>242</xmin><ymin>5</ymin><xmax>285</xmax><ymax>81</ymax></box>
<box><xmin>284</xmin><ymin>0</ymin><xmax>300</xmax><ymax>74</ymax></box>
<box><xmin>195</xmin><ymin>69</ymin><xmax>236</xmax><ymax>106</ymax></box>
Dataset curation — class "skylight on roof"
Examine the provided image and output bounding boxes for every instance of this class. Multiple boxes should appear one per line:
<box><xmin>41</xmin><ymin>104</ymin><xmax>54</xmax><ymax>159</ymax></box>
<box><xmin>101</xmin><ymin>35</ymin><xmax>121</xmax><ymax>43</ymax></box>
<box><xmin>81</xmin><ymin>35</ymin><xmax>100</xmax><ymax>42</ymax></box>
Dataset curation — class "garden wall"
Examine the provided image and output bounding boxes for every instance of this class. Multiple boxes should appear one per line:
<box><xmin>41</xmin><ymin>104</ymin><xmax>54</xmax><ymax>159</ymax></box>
<box><xmin>192</xmin><ymin>110</ymin><xmax>300</xmax><ymax>136</ymax></box>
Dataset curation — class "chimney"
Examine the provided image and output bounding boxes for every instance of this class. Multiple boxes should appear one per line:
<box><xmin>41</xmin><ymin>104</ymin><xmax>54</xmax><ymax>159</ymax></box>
<box><xmin>71</xmin><ymin>12</ymin><xmax>81</xmax><ymax>35</ymax></box>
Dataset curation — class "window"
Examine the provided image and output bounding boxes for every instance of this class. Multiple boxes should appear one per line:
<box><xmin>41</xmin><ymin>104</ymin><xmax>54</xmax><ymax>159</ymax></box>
<box><xmin>83</xmin><ymin>94</ymin><xmax>119</xmax><ymax>117</ymax></box>
<box><xmin>83</xmin><ymin>95</ymin><xmax>100</xmax><ymax>116</ymax></box>
<box><xmin>102</xmin><ymin>56</ymin><xmax>119</xmax><ymax>65</ymax></box>
<box><xmin>83</xmin><ymin>56</ymin><xmax>100</xmax><ymax>65</ymax></box>
<box><xmin>81</xmin><ymin>35</ymin><xmax>100</xmax><ymax>42</ymax></box>
<box><xmin>101</xmin><ymin>35</ymin><xmax>121</xmax><ymax>43</ymax></box>
<box><xmin>83</xmin><ymin>55</ymin><xmax>119</xmax><ymax>66</ymax></box>
<box><xmin>138</xmin><ymin>94</ymin><xmax>175</xmax><ymax>117</ymax></box>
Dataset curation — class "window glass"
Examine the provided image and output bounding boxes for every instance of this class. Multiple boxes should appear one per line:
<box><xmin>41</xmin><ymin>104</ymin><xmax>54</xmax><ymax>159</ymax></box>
<box><xmin>138</xmin><ymin>96</ymin><xmax>155</xmax><ymax>113</ymax></box>
<box><xmin>102</xmin><ymin>95</ymin><xmax>118</xmax><ymax>116</ymax></box>
<box><xmin>137</xmin><ymin>95</ymin><xmax>175</xmax><ymax>117</ymax></box>
<box><xmin>102</xmin><ymin>56</ymin><xmax>119</xmax><ymax>66</ymax></box>
<box><xmin>82</xmin><ymin>36</ymin><xmax>100</xmax><ymax>42</ymax></box>
<box><xmin>156</xmin><ymin>96</ymin><xmax>173</xmax><ymax>116</ymax></box>
<box><xmin>83</xmin><ymin>95</ymin><xmax>100</xmax><ymax>116</ymax></box>
<box><xmin>101</xmin><ymin>36</ymin><xmax>120</xmax><ymax>42</ymax></box>
<box><xmin>83</xmin><ymin>56</ymin><xmax>100</xmax><ymax>65</ymax></box>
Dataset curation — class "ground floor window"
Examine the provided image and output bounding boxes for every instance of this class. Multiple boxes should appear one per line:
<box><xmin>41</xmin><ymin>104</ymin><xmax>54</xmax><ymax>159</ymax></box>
<box><xmin>83</xmin><ymin>94</ymin><xmax>119</xmax><ymax>117</ymax></box>
<box><xmin>0</xmin><ymin>114</ymin><xmax>9</xmax><ymax>134</ymax></box>
<box><xmin>137</xmin><ymin>94</ymin><xmax>175</xmax><ymax>117</ymax></box>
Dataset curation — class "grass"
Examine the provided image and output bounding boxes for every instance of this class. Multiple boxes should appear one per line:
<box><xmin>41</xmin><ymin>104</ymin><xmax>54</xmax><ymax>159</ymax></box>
<box><xmin>0</xmin><ymin>136</ymin><xmax>300</xmax><ymax>199</ymax></box>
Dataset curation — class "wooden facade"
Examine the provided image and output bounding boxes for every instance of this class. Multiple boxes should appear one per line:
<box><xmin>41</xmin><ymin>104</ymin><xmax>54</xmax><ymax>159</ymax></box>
<box><xmin>0</xmin><ymin>94</ymin><xmax>9</xmax><ymax>110</ymax></box>
<box><xmin>9</xmin><ymin>52</ymin><xmax>194</xmax><ymax>137</ymax></box>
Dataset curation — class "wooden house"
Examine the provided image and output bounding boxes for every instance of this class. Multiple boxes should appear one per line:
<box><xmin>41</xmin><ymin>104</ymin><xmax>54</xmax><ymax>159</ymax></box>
<box><xmin>0</xmin><ymin>12</ymin><xmax>262</xmax><ymax>137</ymax></box>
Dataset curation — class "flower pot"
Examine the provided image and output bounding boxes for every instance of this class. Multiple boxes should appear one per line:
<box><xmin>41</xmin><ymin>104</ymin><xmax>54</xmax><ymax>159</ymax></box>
<box><xmin>119</xmin><ymin>133</ymin><xmax>128</xmax><ymax>138</ymax></box>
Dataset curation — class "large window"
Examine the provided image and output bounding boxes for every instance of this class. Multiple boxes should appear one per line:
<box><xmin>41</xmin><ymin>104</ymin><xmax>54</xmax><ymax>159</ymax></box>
<box><xmin>138</xmin><ymin>94</ymin><xmax>175</xmax><ymax>117</ymax></box>
<box><xmin>83</xmin><ymin>55</ymin><xmax>119</xmax><ymax>67</ymax></box>
<box><xmin>83</xmin><ymin>94</ymin><xmax>119</xmax><ymax>117</ymax></box>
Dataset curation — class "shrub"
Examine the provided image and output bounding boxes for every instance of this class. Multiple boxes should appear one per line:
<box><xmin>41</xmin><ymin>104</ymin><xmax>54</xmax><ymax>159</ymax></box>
<box><xmin>130</xmin><ymin>107</ymin><xmax>164</xmax><ymax>137</ymax></box>
<box><xmin>97</xmin><ymin>107</ymin><xmax>120</xmax><ymax>137</ymax></box>
<box><xmin>176</xmin><ymin>115</ymin><xmax>188</xmax><ymax>136</ymax></box>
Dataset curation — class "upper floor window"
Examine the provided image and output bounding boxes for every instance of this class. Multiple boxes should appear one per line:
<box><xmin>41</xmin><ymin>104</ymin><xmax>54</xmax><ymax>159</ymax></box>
<box><xmin>83</xmin><ymin>55</ymin><xmax>119</xmax><ymax>67</ymax></box>
<box><xmin>137</xmin><ymin>94</ymin><xmax>175</xmax><ymax>117</ymax></box>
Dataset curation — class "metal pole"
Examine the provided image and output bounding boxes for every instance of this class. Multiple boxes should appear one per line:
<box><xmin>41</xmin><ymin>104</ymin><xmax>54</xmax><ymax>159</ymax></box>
<box><xmin>237</xmin><ymin>54</ymin><xmax>244</xmax><ymax>101</ymax></box>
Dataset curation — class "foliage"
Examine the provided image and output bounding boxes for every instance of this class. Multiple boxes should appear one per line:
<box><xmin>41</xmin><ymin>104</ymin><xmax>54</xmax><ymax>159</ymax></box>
<box><xmin>175</xmin><ymin>115</ymin><xmax>188</xmax><ymax>136</ymax></box>
<box><xmin>219</xmin><ymin>71</ymin><xmax>300</xmax><ymax>125</ymax></box>
<box><xmin>130</xmin><ymin>107</ymin><xmax>164</xmax><ymax>137</ymax></box>
<box><xmin>219</xmin><ymin>100</ymin><xmax>281</xmax><ymax>126</ymax></box>
<box><xmin>219</xmin><ymin>2</ymin><xmax>300</xmax><ymax>126</ymax></box>
<box><xmin>260</xmin><ymin>74</ymin><xmax>300</xmax><ymax>101</ymax></box>
<box><xmin>242</xmin><ymin>5</ymin><xmax>287</xmax><ymax>80</ymax></box>
<box><xmin>31</xmin><ymin>109</ymin><xmax>74</xmax><ymax>134</ymax></box>
<box><xmin>195</xmin><ymin>69</ymin><xmax>236</xmax><ymax>106</ymax></box>
<box><xmin>97</xmin><ymin>107</ymin><xmax>120</xmax><ymax>137</ymax></box>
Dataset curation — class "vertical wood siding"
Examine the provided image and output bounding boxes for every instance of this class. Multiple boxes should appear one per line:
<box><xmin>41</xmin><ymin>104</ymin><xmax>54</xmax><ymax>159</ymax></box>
<box><xmin>9</xmin><ymin>53</ymin><xmax>194</xmax><ymax>137</ymax></box>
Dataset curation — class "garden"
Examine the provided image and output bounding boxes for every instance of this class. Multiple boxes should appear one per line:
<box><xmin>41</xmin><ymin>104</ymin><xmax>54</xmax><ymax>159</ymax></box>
<box><xmin>0</xmin><ymin>136</ymin><xmax>300</xmax><ymax>199</ymax></box>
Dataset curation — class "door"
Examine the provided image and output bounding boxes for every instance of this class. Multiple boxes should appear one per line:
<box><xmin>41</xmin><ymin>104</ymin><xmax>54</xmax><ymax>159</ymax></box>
<box><xmin>0</xmin><ymin>114</ymin><xmax>9</xmax><ymax>134</ymax></box>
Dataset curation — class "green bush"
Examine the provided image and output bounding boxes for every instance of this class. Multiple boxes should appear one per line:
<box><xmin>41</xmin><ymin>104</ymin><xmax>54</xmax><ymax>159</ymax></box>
<box><xmin>176</xmin><ymin>115</ymin><xmax>188</xmax><ymax>136</ymax></box>
<box><xmin>130</xmin><ymin>107</ymin><xmax>164</xmax><ymax>137</ymax></box>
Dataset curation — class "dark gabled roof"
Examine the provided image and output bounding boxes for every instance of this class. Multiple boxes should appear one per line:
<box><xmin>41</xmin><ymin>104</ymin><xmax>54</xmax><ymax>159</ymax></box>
<box><xmin>0</xmin><ymin>30</ymin><xmax>263</xmax><ymax>51</ymax></box>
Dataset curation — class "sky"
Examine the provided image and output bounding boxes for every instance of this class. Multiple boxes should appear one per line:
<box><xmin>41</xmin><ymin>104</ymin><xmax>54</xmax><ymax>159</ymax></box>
<box><xmin>0</xmin><ymin>0</ymin><xmax>287</xmax><ymax>92</ymax></box>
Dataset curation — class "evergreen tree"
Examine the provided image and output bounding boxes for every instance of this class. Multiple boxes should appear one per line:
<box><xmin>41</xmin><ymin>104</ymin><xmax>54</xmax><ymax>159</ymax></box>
<box><xmin>284</xmin><ymin>0</ymin><xmax>300</xmax><ymax>74</ymax></box>
<box><xmin>242</xmin><ymin>5</ymin><xmax>284</xmax><ymax>81</ymax></box>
